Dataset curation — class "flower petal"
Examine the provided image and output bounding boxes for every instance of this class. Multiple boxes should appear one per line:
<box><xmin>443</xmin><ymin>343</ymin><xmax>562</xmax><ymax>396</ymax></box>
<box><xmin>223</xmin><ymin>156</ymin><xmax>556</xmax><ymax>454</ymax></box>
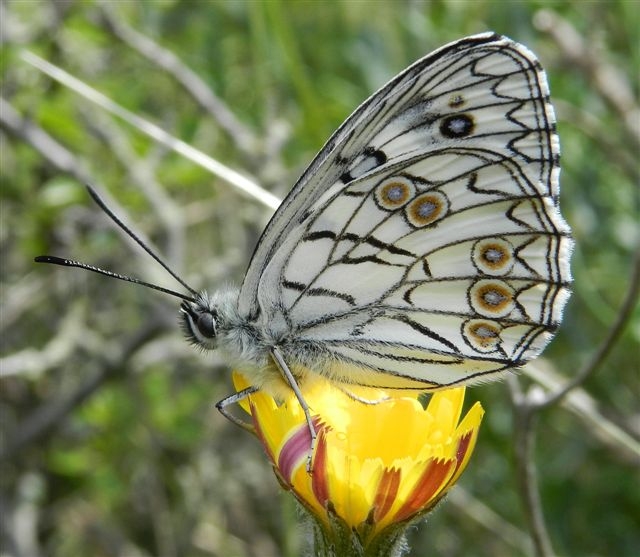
<box><xmin>278</xmin><ymin>422</ymin><xmax>313</xmax><ymax>483</ymax></box>
<box><xmin>393</xmin><ymin>459</ymin><xmax>456</xmax><ymax>523</ymax></box>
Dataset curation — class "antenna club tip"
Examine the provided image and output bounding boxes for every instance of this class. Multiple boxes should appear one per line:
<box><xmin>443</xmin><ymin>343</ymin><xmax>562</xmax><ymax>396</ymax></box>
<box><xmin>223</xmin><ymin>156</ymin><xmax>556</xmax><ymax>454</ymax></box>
<box><xmin>34</xmin><ymin>255</ymin><xmax>65</xmax><ymax>265</ymax></box>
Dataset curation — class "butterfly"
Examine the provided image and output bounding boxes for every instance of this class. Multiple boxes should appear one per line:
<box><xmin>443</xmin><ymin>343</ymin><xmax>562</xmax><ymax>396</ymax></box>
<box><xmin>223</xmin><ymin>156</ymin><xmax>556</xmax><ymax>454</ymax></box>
<box><xmin>37</xmin><ymin>32</ymin><xmax>573</xmax><ymax>440</ymax></box>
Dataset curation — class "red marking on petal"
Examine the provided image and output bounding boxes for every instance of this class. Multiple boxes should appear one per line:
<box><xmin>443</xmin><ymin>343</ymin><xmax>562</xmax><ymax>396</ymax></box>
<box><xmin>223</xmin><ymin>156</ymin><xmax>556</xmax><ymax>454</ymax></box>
<box><xmin>453</xmin><ymin>431</ymin><xmax>472</xmax><ymax>476</ymax></box>
<box><xmin>373</xmin><ymin>468</ymin><xmax>402</xmax><ymax>523</ymax></box>
<box><xmin>311</xmin><ymin>426</ymin><xmax>330</xmax><ymax>506</ymax></box>
<box><xmin>394</xmin><ymin>459</ymin><xmax>455</xmax><ymax>523</ymax></box>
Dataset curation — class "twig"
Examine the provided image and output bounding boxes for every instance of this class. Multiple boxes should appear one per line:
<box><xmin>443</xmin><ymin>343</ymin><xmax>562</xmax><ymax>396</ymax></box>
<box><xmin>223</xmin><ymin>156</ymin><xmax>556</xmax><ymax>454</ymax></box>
<box><xmin>447</xmin><ymin>487</ymin><xmax>531</xmax><ymax>554</ymax></box>
<box><xmin>525</xmin><ymin>362</ymin><xmax>640</xmax><ymax>464</ymax></box>
<box><xmin>0</xmin><ymin>304</ymin><xmax>85</xmax><ymax>378</ymax></box>
<box><xmin>0</xmin><ymin>98</ymin><xmax>173</xmax><ymax>277</ymax></box>
<box><xmin>509</xmin><ymin>379</ymin><xmax>555</xmax><ymax>557</ymax></box>
<box><xmin>0</xmin><ymin>474</ymin><xmax>44</xmax><ymax>557</ymax></box>
<box><xmin>535</xmin><ymin>9</ymin><xmax>640</xmax><ymax>147</ymax></box>
<box><xmin>510</xmin><ymin>248</ymin><xmax>640</xmax><ymax>553</ymax></box>
<box><xmin>0</xmin><ymin>323</ymin><xmax>164</xmax><ymax>461</ymax></box>
<box><xmin>536</xmin><ymin>248</ymin><xmax>640</xmax><ymax>409</ymax></box>
<box><xmin>0</xmin><ymin>274</ymin><xmax>48</xmax><ymax>333</ymax></box>
<box><xmin>142</xmin><ymin>462</ymin><xmax>178</xmax><ymax>557</ymax></box>
<box><xmin>96</xmin><ymin>4</ymin><xmax>260</xmax><ymax>159</ymax></box>
<box><xmin>19</xmin><ymin>50</ymin><xmax>281</xmax><ymax>210</ymax></box>
<box><xmin>132</xmin><ymin>401</ymin><xmax>179</xmax><ymax>557</ymax></box>
<box><xmin>0</xmin><ymin>97</ymin><xmax>92</xmax><ymax>183</ymax></box>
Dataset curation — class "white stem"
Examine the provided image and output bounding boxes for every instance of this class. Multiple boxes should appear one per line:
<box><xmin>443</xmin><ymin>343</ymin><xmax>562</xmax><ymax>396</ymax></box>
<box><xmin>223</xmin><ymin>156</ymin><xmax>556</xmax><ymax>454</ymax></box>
<box><xmin>20</xmin><ymin>50</ymin><xmax>282</xmax><ymax>211</ymax></box>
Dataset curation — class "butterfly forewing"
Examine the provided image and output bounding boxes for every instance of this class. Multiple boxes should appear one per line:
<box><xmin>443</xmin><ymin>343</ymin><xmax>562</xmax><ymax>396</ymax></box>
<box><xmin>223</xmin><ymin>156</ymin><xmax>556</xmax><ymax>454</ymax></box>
<box><xmin>240</xmin><ymin>33</ymin><xmax>572</xmax><ymax>390</ymax></box>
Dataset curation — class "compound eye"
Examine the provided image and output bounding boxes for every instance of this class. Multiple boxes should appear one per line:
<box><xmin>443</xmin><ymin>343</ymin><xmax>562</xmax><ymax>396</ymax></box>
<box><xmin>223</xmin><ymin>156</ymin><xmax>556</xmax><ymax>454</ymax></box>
<box><xmin>197</xmin><ymin>312</ymin><xmax>217</xmax><ymax>338</ymax></box>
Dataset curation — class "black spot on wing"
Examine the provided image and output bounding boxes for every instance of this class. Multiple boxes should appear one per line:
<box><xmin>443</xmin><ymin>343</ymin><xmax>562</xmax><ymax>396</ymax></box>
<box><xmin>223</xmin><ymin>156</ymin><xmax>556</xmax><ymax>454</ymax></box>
<box><xmin>283</xmin><ymin>280</ymin><xmax>306</xmax><ymax>292</ymax></box>
<box><xmin>342</xmin><ymin>255</ymin><xmax>402</xmax><ymax>266</ymax></box>
<box><xmin>422</xmin><ymin>258</ymin><xmax>432</xmax><ymax>277</ymax></box>
<box><xmin>304</xmin><ymin>230</ymin><xmax>337</xmax><ymax>241</ymax></box>
<box><xmin>466</xmin><ymin>171</ymin><xmax>509</xmax><ymax>197</ymax></box>
<box><xmin>340</xmin><ymin>170</ymin><xmax>355</xmax><ymax>184</ymax></box>
<box><xmin>344</xmin><ymin>190</ymin><xmax>367</xmax><ymax>197</ymax></box>
<box><xmin>364</xmin><ymin>146</ymin><xmax>388</xmax><ymax>166</ymax></box>
<box><xmin>342</xmin><ymin>232</ymin><xmax>363</xmax><ymax>243</ymax></box>
<box><xmin>340</xmin><ymin>147</ymin><xmax>388</xmax><ymax>184</ymax></box>
<box><xmin>341</xmin><ymin>233</ymin><xmax>415</xmax><ymax>257</ymax></box>
<box><xmin>303</xmin><ymin>230</ymin><xmax>413</xmax><ymax>258</ymax></box>
<box><xmin>307</xmin><ymin>287</ymin><xmax>356</xmax><ymax>306</ymax></box>
<box><xmin>363</xmin><ymin>235</ymin><xmax>415</xmax><ymax>257</ymax></box>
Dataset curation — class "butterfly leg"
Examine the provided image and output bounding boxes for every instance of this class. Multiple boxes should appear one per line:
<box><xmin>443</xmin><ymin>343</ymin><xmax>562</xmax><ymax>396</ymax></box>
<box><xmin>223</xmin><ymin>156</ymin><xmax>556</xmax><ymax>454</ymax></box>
<box><xmin>271</xmin><ymin>346</ymin><xmax>317</xmax><ymax>473</ymax></box>
<box><xmin>216</xmin><ymin>386</ymin><xmax>260</xmax><ymax>434</ymax></box>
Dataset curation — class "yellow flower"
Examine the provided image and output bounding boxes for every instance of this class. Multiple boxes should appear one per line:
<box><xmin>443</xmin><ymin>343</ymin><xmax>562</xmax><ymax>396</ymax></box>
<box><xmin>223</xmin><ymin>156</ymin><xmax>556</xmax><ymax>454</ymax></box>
<box><xmin>232</xmin><ymin>372</ymin><xmax>483</xmax><ymax>551</ymax></box>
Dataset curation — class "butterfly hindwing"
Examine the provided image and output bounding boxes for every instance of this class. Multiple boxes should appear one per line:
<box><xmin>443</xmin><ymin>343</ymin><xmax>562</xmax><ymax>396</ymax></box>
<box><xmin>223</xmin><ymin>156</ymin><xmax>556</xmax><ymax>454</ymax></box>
<box><xmin>241</xmin><ymin>33</ymin><xmax>572</xmax><ymax>389</ymax></box>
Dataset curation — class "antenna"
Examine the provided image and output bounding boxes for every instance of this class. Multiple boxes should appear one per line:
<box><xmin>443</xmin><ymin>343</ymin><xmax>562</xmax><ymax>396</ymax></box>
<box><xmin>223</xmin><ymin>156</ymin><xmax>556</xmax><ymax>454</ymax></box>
<box><xmin>34</xmin><ymin>256</ymin><xmax>197</xmax><ymax>302</ymax></box>
<box><xmin>85</xmin><ymin>185</ymin><xmax>198</xmax><ymax>296</ymax></box>
<box><xmin>34</xmin><ymin>185</ymin><xmax>199</xmax><ymax>303</ymax></box>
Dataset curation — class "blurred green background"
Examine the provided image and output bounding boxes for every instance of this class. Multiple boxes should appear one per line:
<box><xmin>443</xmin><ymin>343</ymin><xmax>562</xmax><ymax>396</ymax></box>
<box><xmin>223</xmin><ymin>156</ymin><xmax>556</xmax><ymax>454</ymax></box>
<box><xmin>1</xmin><ymin>1</ymin><xmax>638</xmax><ymax>556</ymax></box>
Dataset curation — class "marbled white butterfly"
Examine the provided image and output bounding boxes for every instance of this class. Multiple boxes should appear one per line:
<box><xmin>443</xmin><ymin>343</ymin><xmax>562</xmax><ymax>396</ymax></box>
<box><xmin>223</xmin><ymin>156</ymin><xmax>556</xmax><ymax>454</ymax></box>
<box><xmin>37</xmin><ymin>32</ymin><xmax>573</xmax><ymax>437</ymax></box>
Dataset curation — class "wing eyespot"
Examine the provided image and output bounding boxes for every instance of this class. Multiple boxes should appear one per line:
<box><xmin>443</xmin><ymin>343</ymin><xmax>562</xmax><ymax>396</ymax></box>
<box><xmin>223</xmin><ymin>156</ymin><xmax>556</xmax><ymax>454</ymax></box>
<box><xmin>472</xmin><ymin>238</ymin><xmax>515</xmax><ymax>276</ymax></box>
<box><xmin>440</xmin><ymin>113</ymin><xmax>475</xmax><ymax>138</ymax></box>
<box><xmin>462</xmin><ymin>319</ymin><xmax>503</xmax><ymax>353</ymax></box>
<box><xmin>469</xmin><ymin>279</ymin><xmax>515</xmax><ymax>318</ymax></box>
<box><xmin>405</xmin><ymin>191</ymin><xmax>449</xmax><ymax>227</ymax></box>
<box><xmin>374</xmin><ymin>177</ymin><xmax>415</xmax><ymax>210</ymax></box>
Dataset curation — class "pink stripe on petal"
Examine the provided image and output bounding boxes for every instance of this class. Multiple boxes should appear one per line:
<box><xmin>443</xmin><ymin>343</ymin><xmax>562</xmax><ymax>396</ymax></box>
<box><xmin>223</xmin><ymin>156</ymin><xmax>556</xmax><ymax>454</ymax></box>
<box><xmin>278</xmin><ymin>424</ymin><xmax>314</xmax><ymax>483</ymax></box>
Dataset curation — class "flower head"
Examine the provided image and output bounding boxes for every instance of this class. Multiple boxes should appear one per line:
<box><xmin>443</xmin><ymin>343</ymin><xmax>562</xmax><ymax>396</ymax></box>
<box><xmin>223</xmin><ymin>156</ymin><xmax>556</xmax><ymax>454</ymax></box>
<box><xmin>233</xmin><ymin>372</ymin><xmax>483</xmax><ymax>551</ymax></box>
